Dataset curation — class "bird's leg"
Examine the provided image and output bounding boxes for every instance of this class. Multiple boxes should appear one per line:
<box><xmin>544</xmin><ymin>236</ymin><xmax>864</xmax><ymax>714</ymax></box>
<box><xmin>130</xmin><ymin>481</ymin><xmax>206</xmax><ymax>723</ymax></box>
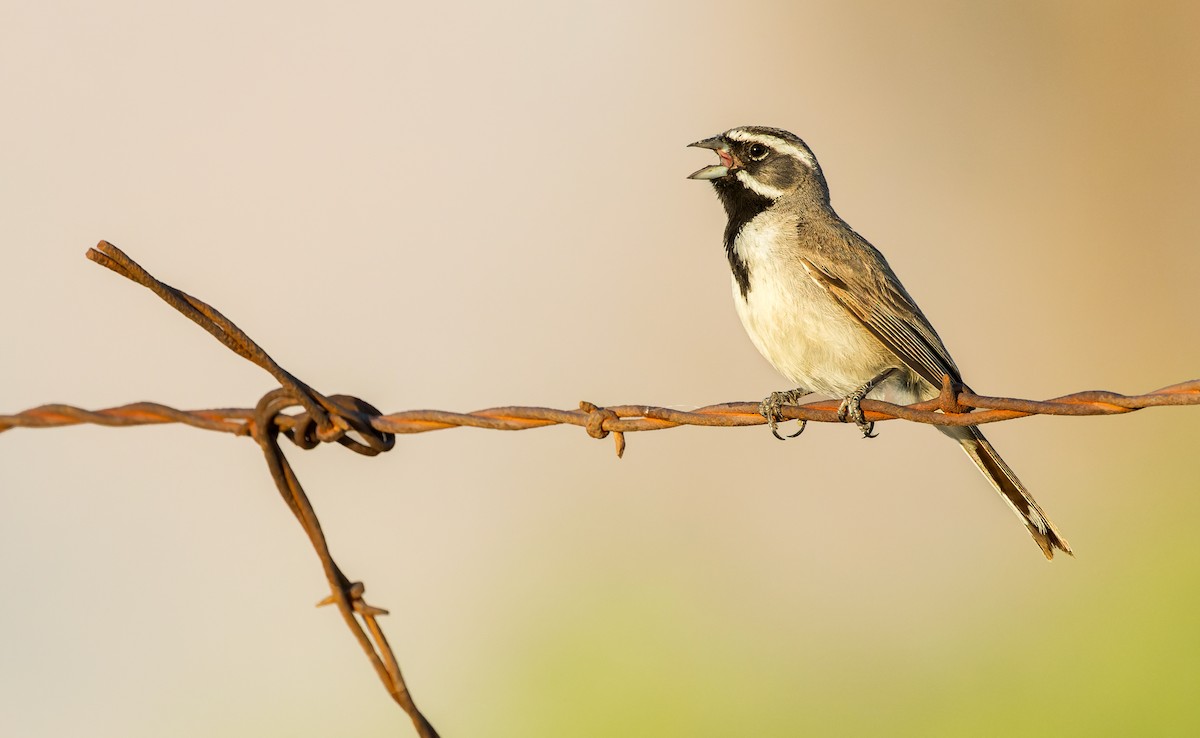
<box><xmin>759</xmin><ymin>388</ymin><xmax>812</xmax><ymax>440</ymax></box>
<box><xmin>837</xmin><ymin>368</ymin><xmax>899</xmax><ymax>438</ymax></box>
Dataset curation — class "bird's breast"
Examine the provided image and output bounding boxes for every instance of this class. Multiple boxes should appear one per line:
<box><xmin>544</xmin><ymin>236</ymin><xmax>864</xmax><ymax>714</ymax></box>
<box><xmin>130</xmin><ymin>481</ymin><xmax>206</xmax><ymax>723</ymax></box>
<box><xmin>731</xmin><ymin>215</ymin><xmax>893</xmax><ymax>396</ymax></box>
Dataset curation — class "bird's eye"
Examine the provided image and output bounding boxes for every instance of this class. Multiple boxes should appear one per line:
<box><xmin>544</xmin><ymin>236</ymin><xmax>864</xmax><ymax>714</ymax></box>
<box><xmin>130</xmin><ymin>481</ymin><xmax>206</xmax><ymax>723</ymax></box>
<box><xmin>748</xmin><ymin>143</ymin><xmax>770</xmax><ymax>161</ymax></box>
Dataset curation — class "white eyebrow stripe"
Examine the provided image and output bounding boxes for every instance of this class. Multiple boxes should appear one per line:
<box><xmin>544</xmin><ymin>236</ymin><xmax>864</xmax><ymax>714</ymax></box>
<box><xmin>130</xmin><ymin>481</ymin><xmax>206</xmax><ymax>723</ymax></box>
<box><xmin>726</xmin><ymin>130</ymin><xmax>818</xmax><ymax>169</ymax></box>
<box><xmin>735</xmin><ymin>170</ymin><xmax>785</xmax><ymax>200</ymax></box>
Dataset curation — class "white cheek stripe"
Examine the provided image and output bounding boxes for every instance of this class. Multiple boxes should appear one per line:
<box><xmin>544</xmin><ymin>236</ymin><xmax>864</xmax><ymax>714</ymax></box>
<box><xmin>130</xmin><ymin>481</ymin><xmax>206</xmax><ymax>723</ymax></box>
<box><xmin>735</xmin><ymin>169</ymin><xmax>785</xmax><ymax>200</ymax></box>
<box><xmin>726</xmin><ymin>130</ymin><xmax>818</xmax><ymax>170</ymax></box>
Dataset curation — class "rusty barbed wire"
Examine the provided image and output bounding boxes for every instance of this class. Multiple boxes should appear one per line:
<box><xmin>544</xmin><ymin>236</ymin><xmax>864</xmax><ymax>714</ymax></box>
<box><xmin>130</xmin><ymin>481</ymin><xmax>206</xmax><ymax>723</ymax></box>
<box><xmin>3</xmin><ymin>241</ymin><xmax>1199</xmax><ymax>738</ymax></box>
<box><xmin>5</xmin><ymin>380</ymin><xmax>1199</xmax><ymax>458</ymax></box>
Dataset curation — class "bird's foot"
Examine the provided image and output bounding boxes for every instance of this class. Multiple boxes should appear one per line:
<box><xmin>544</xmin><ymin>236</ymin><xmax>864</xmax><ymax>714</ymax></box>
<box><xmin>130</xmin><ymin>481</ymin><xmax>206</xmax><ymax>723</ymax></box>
<box><xmin>836</xmin><ymin>368</ymin><xmax>901</xmax><ymax>438</ymax></box>
<box><xmin>836</xmin><ymin>391</ymin><xmax>876</xmax><ymax>438</ymax></box>
<box><xmin>759</xmin><ymin>388</ymin><xmax>811</xmax><ymax>440</ymax></box>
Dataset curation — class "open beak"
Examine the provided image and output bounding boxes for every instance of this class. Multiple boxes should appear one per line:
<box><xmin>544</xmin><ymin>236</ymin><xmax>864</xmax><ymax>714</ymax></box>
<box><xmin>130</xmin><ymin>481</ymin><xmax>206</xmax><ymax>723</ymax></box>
<box><xmin>687</xmin><ymin>135</ymin><xmax>735</xmax><ymax>180</ymax></box>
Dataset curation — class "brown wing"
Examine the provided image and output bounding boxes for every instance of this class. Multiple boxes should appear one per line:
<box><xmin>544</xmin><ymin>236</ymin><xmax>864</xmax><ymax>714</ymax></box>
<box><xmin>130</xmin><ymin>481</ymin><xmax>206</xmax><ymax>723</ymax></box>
<box><xmin>797</xmin><ymin>240</ymin><xmax>962</xmax><ymax>390</ymax></box>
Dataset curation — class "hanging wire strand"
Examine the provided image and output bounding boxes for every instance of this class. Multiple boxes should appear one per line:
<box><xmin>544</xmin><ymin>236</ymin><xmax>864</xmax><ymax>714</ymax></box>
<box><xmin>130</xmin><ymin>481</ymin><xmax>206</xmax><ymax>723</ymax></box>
<box><xmin>3</xmin><ymin>241</ymin><xmax>1198</xmax><ymax>737</ymax></box>
<box><xmin>73</xmin><ymin>242</ymin><xmax>433</xmax><ymax>738</ymax></box>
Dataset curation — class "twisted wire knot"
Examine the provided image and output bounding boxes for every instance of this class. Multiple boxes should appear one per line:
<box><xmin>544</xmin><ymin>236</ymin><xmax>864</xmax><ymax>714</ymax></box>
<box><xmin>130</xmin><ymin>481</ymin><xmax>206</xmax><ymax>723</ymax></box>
<box><xmin>937</xmin><ymin>374</ymin><xmax>974</xmax><ymax>416</ymax></box>
<box><xmin>266</xmin><ymin>391</ymin><xmax>395</xmax><ymax>456</ymax></box>
<box><xmin>579</xmin><ymin>400</ymin><xmax>626</xmax><ymax>458</ymax></box>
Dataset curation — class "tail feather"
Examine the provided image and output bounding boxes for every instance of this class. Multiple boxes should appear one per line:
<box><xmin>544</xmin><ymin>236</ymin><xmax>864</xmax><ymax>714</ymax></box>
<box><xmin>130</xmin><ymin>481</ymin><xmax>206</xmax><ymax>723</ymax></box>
<box><xmin>939</xmin><ymin>425</ymin><xmax>1072</xmax><ymax>559</ymax></box>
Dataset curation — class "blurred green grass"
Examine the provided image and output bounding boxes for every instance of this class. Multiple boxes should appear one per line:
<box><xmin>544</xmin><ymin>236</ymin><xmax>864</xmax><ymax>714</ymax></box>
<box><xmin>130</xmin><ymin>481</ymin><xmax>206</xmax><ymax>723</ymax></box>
<box><xmin>469</xmin><ymin>431</ymin><xmax>1200</xmax><ymax>737</ymax></box>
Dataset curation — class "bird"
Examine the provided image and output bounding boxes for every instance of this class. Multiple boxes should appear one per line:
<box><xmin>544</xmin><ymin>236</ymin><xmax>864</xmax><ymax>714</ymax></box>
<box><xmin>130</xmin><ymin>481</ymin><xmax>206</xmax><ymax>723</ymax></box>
<box><xmin>687</xmin><ymin>125</ymin><xmax>1071</xmax><ymax>560</ymax></box>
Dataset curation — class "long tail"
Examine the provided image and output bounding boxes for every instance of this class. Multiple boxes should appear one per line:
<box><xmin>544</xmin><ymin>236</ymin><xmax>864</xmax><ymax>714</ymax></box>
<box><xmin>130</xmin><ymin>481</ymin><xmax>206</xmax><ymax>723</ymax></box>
<box><xmin>938</xmin><ymin>425</ymin><xmax>1072</xmax><ymax>559</ymax></box>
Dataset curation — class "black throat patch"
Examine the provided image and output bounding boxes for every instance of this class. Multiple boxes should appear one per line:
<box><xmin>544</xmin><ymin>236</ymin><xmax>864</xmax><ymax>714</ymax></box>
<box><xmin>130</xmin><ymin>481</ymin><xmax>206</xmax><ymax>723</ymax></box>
<box><xmin>712</xmin><ymin>178</ymin><xmax>773</xmax><ymax>298</ymax></box>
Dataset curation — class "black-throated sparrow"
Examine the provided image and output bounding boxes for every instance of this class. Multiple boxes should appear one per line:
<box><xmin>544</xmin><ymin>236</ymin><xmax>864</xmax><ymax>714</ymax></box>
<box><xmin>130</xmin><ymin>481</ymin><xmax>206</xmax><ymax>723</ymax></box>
<box><xmin>688</xmin><ymin>125</ymin><xmax>1070</xmax><ymax>559</ymax></box>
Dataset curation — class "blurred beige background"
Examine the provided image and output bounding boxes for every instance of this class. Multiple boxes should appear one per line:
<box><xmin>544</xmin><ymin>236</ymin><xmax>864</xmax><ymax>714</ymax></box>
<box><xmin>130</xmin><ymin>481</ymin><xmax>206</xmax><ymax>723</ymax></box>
<box><xmin>3</xmin><ymin>1</ymin><xmax>1199</xmax><ymax>736</ymax></box>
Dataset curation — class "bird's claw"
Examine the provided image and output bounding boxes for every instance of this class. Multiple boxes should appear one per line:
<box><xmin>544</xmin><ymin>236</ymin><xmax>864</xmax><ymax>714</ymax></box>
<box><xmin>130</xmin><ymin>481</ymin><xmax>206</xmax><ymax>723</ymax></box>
<box><xmin>837</xmin><ymin>393</ymin><xmax>877</xmax><ymax>438</ymax></box>
<box><xmin>759</xmin><ymin>389</ymin><xmax>810</xmax><ymax>440</ymax></box>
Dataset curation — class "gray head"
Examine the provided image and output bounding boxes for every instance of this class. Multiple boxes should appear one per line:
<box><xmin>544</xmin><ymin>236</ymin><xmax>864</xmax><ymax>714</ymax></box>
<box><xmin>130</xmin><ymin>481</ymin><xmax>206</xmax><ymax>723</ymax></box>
<box><xmin>687</xmin><ymin>126</ymin><xmax>829</xmax><ymax>213</ymax></box>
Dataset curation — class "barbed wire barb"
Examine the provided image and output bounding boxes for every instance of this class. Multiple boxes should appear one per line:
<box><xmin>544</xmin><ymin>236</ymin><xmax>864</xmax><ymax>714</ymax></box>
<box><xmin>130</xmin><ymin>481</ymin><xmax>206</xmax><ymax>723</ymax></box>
<box><xmin>3</xmin><ymin>241</ymin><xmax>1199</xmax><ymax>737</ymax></box>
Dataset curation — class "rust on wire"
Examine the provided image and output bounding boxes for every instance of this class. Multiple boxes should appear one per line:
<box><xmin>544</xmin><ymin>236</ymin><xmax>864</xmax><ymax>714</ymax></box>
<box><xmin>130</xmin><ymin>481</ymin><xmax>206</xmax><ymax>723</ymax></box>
<box><xmin>3</xmin><ymin>241</ymin><xmax>1199</xmax><ymax>738</ymax></box>
<box><xmin>6</xmin><ymin>382</ymin><xmax>1200</xmax><ymax>442</ymax></box>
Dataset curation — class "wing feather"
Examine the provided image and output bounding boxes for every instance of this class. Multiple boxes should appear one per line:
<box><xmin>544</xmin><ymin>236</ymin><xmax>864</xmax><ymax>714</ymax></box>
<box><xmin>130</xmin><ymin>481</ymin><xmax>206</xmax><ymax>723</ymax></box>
<box><xmin>797</xmin><ymin>240</ymin><xmax>961</xmax><ymax>390</ymax></box>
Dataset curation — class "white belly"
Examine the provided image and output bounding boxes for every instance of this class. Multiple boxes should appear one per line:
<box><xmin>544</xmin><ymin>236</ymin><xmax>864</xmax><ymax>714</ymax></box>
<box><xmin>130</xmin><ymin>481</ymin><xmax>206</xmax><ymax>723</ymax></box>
<box><xmin>731</xmin><ymin>218</ymin><xmax>896</xmax><ymax>398</ymax></box>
